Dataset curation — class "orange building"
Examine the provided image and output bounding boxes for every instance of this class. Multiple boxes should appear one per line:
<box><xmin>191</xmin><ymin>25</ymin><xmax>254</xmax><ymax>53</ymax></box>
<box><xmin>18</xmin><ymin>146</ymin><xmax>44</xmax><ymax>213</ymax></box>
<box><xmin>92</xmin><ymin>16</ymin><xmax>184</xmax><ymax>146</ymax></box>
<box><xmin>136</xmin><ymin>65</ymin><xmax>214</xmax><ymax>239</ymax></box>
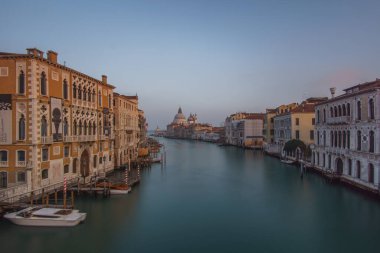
<box><xmin>0</xmin><ymin>48</ymin><xmax>115</xmax><ymax>201</ymax></box>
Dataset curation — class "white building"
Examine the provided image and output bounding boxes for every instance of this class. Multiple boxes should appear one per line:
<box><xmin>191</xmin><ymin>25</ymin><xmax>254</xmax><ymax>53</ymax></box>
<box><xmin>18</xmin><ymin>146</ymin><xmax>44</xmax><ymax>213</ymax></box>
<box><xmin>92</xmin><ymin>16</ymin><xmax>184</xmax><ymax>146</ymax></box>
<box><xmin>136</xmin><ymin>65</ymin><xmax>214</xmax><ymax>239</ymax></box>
<box><xmin>225</xmin><ymin>113</ymin><xmax>264</xmax><ymax>148</ymax></box>
<box><xmin>313</xmin><ymin>80</ymin><xmax>380</xmax><ymax>192</ymax></box>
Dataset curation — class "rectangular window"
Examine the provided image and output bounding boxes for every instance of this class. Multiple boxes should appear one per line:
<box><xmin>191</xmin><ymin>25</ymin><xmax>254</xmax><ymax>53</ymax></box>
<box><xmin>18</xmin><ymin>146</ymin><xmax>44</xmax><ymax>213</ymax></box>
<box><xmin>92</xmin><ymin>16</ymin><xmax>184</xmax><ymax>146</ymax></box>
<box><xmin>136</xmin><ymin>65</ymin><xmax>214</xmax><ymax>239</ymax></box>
<box><xmin>312</xmin><ymin>118</ymin><xmax>315</xmax><ymax>125</ymax></box>
<box><xmin>17</xmin><ymin>172</ymin><xmax>26</xmax><ymax>182</ymax></box>
<box><xmin>296</xmin><ymin>118</ymin><xmax>300</xmax><ymax>126</ymax></box>
<box><xmin>0</xmin><ymin>67</ymin><xmax>8</xmax><ymax>76</ymax></box>
<box><xmin>0</xmin><ymin>150</ymin><xmax>8</xmax><ymax>162</ymax></box>
<box><xmin>100</xmin><ymin>143</ymin><xmax>103</xmax><ymax>152</ymax></box>
<box><xmin>296</xmin><ymin>130</ymin><xmax>300</xmax><ymax>140</ymax></box>
<box><xmin>42</xmin><ymin>148</ymin><xmax>49</xmax><ymax>161</ymax></box>
<box><xmin>64</xmin><ymin>146</ymin><xmax>69</xmax><ymax>157</ymax></box>
<box><xmin>310</xmin><ymin>130</ymin><xmax>314</xmax><ymax>140</ymax></box>
<box><xmin>99</xmin><ymin>157</ymin><xmax>102</xmax><ymax>164</ymax></box>
<box><xmin>64</xmin><ymin>165</ymin><xmax>69</xmax><ymax>174</ymax></box>
<box><xmin>17</xmin><ymin>150</ymin><xmax>26</xmax><ymax>161</ymax></box>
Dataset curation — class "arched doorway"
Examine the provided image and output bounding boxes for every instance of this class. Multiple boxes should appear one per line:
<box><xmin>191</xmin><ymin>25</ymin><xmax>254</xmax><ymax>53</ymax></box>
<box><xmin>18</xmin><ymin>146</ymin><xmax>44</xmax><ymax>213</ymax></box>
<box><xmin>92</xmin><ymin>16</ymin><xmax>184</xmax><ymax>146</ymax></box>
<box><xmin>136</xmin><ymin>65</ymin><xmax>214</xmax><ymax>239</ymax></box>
<box><xmin>336</xmin><ymin>158</ymin><xmax>343</xmax><ymax>175</ymax></box>
<box><xmin>80</xmin><ymin>149</ymin><xmax>90</xmax><ymax>178</ymax></box>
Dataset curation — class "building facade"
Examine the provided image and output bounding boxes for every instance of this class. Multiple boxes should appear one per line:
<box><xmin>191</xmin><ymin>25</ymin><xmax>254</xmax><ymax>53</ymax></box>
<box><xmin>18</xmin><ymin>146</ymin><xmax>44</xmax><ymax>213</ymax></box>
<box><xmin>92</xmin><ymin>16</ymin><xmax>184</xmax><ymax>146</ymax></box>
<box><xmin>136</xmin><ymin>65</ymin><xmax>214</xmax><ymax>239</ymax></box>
<box><xmin>225</xmin><ymin>113</ymin><xmax>265</xmax><ymax>148</ymax></box>
<box><xmin>272</xmin><ymin>98</ymin><xmax>326</xmax><ymax>156</ymax></box>
<box><xmin>0</xmin><ymin>48</ymin><xmax>115</xmax><ymax>201</ymax></box>
<box><xmin>313</xmin><ymin>80</ymin><xmax>380</xmax><ymax>191</ymax></box>
<box><xmin>113</xmin><ymin>93</ymin><xmax>140</xmax><ymax>168</ymax></box>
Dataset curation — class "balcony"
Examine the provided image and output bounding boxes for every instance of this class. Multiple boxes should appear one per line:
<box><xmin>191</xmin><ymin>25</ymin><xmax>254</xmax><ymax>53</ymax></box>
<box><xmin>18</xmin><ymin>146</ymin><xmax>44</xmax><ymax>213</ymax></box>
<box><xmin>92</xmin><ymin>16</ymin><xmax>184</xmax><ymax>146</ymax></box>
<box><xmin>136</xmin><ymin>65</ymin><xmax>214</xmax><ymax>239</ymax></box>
<box><xmin>63</xmin><ymin>136</ymin><xmax>77</xmax><ymax>142</ymax></box>
<box><xmin>40</xmin><ymin>136</ymin><xmax>53</xmax><ymax>144</ymax></box>
<box><xmin>16</xmin><ymin>161</ymin><xmax>26</xmax><ymax>167</ymax></box>
<box><xmin>326</xmin><ymin>116</ymin><xmax>351</xmax><ymax>125</ymax></box>
<box><xmin>78</xmin><ymin>135</ymin><xmax>96</xmax><ymax>142</ymax></box>
<box><xmin>0</xmin><ymin>161</ymin><xmax>8</xmax><ymax>167</ymax></box>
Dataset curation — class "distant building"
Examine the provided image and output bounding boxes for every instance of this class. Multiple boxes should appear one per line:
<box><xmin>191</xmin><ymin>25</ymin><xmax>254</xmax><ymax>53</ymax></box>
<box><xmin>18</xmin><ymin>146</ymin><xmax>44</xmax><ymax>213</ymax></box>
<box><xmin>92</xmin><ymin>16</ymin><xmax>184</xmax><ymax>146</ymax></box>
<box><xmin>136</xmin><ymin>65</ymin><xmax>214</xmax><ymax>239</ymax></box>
<box><xmin>272</xmin><ymin>98</ymin><xmax>327</xmax><ymax>157</ymax></box>
<box><xmin>313</xmin><ymin>80</ymin><xmax>380</xmax><ymax>192</ymax></box>
<box><xmin>225</xmin><ymin>113</ymin><xmax>265</xmax><ymax>148</ymax></box>
<box><xmin>113</xmin><ymin>93</ymin><xmax>140</xmax><ymax>168</ymax></box>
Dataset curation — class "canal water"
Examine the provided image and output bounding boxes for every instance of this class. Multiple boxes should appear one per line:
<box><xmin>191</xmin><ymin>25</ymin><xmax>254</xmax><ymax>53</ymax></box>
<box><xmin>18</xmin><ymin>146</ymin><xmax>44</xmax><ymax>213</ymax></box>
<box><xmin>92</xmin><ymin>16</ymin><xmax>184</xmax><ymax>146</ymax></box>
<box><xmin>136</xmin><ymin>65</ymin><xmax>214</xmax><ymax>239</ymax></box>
<box><xmin>1</xmin><ymin>138</ymin><xmax>380</xmax><ymax>253</ymax></box>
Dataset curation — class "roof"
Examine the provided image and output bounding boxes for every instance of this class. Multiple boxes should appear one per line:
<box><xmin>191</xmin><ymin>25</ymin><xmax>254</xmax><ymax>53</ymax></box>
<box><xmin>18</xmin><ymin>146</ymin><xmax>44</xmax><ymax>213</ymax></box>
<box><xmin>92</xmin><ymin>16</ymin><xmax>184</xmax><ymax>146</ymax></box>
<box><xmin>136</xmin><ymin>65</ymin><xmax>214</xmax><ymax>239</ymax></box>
<box><xmin>317</xmin><ymin>79</ymin><xmax>380</xmax><ymax>106</ymax></box>
<box><xmin>0</xmin><ymin>49</ymin><xmax>115</xmax><ymax>89</ymax></box>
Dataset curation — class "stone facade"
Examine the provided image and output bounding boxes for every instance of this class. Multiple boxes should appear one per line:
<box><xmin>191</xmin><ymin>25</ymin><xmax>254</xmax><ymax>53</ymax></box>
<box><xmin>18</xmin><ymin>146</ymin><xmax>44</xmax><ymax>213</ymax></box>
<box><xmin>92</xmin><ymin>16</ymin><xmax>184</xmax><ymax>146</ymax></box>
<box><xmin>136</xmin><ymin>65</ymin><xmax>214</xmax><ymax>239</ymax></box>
<box><xmin>0</xmin><ymin>48</ymin><xmax>121</xmax><ymax>201</ymax></box>
<box><xmin>313</xmin><ymin>80</ymin><xmax>380</xmax><ymax>191</ymax></box>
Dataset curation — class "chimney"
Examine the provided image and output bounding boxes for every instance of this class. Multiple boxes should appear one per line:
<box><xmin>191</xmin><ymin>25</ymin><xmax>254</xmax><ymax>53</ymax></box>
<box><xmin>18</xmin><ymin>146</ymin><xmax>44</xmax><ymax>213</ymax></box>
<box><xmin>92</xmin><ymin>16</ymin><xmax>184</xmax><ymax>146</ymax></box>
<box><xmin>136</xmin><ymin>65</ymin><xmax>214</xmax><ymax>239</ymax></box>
<box><xmin>330</xmin><ymin>87</ymin><xmax>336</xmax><ymax>98</ymax></box>
<box><xmin>26</xmin><ymin>48</ymin><xmax>44</xmax><ymax>58</ymax></box>
<box><xmin>102</xmin><ymin>75</ymin><xmax>107</xmax><ymax>84</ymax></box>
<box><xmin>47</xmin><ymin>50</ymin><xmax>58</xmax><ymax>64</ymax></box>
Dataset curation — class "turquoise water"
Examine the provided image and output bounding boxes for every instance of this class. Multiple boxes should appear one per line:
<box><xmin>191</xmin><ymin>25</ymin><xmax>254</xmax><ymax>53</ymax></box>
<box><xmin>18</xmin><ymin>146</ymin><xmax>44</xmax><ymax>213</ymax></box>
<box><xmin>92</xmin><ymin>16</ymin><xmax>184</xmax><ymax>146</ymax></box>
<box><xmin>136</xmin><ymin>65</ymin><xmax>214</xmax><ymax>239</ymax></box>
<box><xmin>1</xmin><ymin>138</ymin><xmax>380</xmax><ymax>253</ymax></box>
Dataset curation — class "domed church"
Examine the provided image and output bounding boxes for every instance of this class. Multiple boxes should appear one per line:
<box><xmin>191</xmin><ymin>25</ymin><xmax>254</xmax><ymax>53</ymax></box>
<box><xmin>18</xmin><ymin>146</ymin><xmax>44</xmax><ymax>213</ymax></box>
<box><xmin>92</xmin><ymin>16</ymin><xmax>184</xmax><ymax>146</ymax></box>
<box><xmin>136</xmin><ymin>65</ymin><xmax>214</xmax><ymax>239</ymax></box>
<box><xmin>172</xmin><ymin>107</ymin><xmax>187</xmax><ymax>125</ymax></box>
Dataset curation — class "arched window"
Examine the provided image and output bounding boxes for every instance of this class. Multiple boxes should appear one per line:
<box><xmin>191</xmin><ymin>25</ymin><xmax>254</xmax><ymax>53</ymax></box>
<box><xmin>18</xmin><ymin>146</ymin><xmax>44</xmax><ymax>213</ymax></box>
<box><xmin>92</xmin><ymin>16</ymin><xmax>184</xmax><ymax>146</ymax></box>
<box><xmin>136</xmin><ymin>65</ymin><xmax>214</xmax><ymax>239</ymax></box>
<box><xmin>83</xmin><ymin>87</ymin><xmax>87</xmax><ymax>101</ymax></box>
<box><xmin>88</xmin><ymin>88</ymin><xmax>91</xmax><ymax>102</ymax></box>
<box><xmin>41</xmin><ymin>169</ymin><xmax>48</xmax><ymax>179</ymax></box>
<box><xmin>330</xmin><ymin>131</ymin><xmax>333</xmax><ymax>147</ymax></box>
<box><xmin>72</xmin><ymin>159</ymin><xmax>77</xmax><ymax>173</ymax></box>
<box><xmin>98</xmin><ymin>121</ymin><xmax>102</xmax><ymax>135</ymax></box>
<box><xmin>334</xmin><ymin>106</ymin><xmax>338</xmax><ymax>117</ymax></box>
<box><xmin>330</xmin><ymin>107</ymin><xmax>334</xmax><ymax>118</ymax></box>
<box><xmin>19</xmin><ymin>70</ymin><xmax>25</xmax><ymax>94</ymax></box>
<box><xmin>342</xmin><ymin>104</ymin><xmax>346</xmax><ymax>116</ymax></box>
<box><xmin>0</xmin><ymin>171</ymin><xmax>8</xmax><ymax>188</ymax></box>
<box><xmin>40</xmin><ymin>71</ymin><xmax>47</xmax><ymax>95</ymax></box>
<box><xmin>84</xmin><ymin>121</ymin><xmax>87</xmax><ymax>135</ymax></box>
<box><xmin>357</xmin><ymin>101</ymin><xmax>361</xmax><ymax>120</ymax></box>
<box><xmin>323</xmin><ymin>131</ymin><xmax>326</xmax><ymax>146</ymax></box>
<box><xmin>108</xmin><ymin>95</ymin><xmax>112</xmax><ymax>107</ymax></box>
<box><xmin>369</xmin><ymin>130</ymin><xmax>374</xmax><ymax>153</ymax></box>
<box><xmin>338</xmin><ymin>131</ymin><xmax>342</xmax><ymax>148</ymax></box>
<box><xmin>73</xmin><ymin>120</ymin><xmax>77</xmax><ymax>135</ymax></box>
<box><xmin>368</xmin><ymin>164</ymin><xmax>374</xmax><ymax>183</ymax></box>
<box><xmin>357</xmin><ymin>130</ymin><xmax>361</xmax><ymax>151</ymax></box>
<box><xmin>343</xmin><ymin>131</ymin><xmax>346</xmax><ymax>148</ymax></box>
<box><xmin>356</xmin><ymin>161</ymin><xmax>361</xmax><ymax>179</ymax></box>
<box><xmin>347</xmin><ymin>130</ymin><xmax>350</xmax><ymax>149</ymax></box>
<box><xmin>41</xmin><ymin>116</ymin><xmax>47</xmax><ymax>137</ymax></box>
<box><xmin>63</xmin><ymin>79</ymin><xmax>68</xmax><ymax>99</ymax></box>
<box><xmin>93</xmin><ymin>155</ymin><xmax>97</xmax><ymax>168</ymax></box>
<box><xmin>317</xmin><ymin>110</ymin><xmax>320</xmax><ymax>124</ymax></box>
<box><xmin>347</xmin><ymin>103</ymin><xmax>351</xmax><ymax>116</ymax></box>
<box><xmin>348</xmin><ymin>159</ymin><xmax>352</xmax><ymax>176</ymax></box>
<box><xmin>73</xmin><ymin>83</ymin><xmax>77</xmax><ymax>99</ymax></box>
<box><xmin>78</xmin><ymin>85</ymin><xmax>82</xmax><ymax>99</ymax></box>
<box><xmin>93</xmin><ymin>122</ymin><xmax>96</xmax><ymax>135</ymax></box>
<box><xmin>369</xmin><ymin>98</ymin><xmax>375</xmax><ymax>120</ymax></box>
<box><xmin>19</xmin><ymin>114</ymin><xmax>26</xmax><ymax>140</ymax></box>
<box><xmin>334</xmin><ymin>131</ymin><xmax>337</xmax><ymax>147</ymax></box>
<box><xmin>98</xmin><ymin>91</ymin><xmax>102</xmax><ymax>106</ymax></box>
<box><xmin>92</xmin><ymin>89</ymin><xmax>96</xmax><ymax>102</ymax></box>
<box><xmin>63</xmin><ymin>118</ymin><xmax>68</xmax><ymax>136</ymax></box>
<box><xmin>338</xmin><ymin>105</ymin><xmax>342</xmax><ymax>117</ymax></box>
<box><xmin>79</xmin><ymin>120</ymin><xmax>82</xmax><ymax>135</ymax></box>
<box><xmin>323</xmin><ymin>109</ymin><xmax>326</xmax><ymax>122</ymax></box>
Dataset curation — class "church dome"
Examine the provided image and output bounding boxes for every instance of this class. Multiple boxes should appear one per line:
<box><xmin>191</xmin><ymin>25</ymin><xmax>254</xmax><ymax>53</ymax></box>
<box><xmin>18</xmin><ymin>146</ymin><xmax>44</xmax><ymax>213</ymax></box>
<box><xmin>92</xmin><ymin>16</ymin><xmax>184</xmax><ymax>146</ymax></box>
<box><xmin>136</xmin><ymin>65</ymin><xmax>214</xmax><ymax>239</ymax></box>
<box><xmin>173</xmin><ymin>107</ymin><xmax>187</xmax><ymax>124</ymax></box>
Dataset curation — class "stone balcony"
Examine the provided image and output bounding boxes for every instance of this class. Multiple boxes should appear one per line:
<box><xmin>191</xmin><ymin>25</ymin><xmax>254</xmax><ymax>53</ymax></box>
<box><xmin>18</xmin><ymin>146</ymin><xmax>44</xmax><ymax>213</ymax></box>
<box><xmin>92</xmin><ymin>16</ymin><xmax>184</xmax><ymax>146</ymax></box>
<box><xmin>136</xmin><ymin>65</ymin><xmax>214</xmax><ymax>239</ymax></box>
<box><xmin>0</xmin><ymin>161</ymin><xmax>8</xmax><ymax>167</ymax></box>
<box><xmin>326</xmin><ymin>116</ymin><xmax>352</xmax><ymax>125</ymax></box>
<box><xmin>16</xmin><ymin>161</ymin><xmax>26</xmax><ymax>167</ymax></box>
<box><xmin>40</xmin><ymin>136</ymin><xmax>53</xmax><ymax>144</ymax></box>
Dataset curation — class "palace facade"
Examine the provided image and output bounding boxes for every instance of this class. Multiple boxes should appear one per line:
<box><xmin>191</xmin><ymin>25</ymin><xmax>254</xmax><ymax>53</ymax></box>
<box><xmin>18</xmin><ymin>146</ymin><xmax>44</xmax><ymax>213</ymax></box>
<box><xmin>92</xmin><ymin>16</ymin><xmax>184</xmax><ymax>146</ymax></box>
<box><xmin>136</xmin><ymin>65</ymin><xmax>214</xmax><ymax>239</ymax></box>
<box><xmin>0</xmin><ymin>48</ymin><xmax>143</xmax><ymax>202</ymax></box>
<box><xmin>313</xmin><ymin>80</ymin><xmax>380</xmax><ymax>191</ymax></box>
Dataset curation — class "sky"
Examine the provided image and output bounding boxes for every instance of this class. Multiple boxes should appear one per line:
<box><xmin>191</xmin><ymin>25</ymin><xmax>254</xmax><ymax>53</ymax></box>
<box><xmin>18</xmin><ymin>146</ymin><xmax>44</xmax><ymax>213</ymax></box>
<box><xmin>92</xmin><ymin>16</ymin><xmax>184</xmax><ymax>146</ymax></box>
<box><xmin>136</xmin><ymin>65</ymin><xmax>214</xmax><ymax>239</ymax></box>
<box><xmin>1</xmin><ymin>0</ymin><xmax>380</xmax><ymax>129</ymax></box>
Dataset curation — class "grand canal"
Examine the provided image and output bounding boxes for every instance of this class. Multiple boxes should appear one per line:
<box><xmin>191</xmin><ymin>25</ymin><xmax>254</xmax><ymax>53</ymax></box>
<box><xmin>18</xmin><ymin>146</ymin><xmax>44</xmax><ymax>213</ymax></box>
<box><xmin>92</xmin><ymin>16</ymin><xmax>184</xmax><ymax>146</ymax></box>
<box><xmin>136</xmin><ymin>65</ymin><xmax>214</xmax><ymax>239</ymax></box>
<box><xmin>1</xmin><ymin>138</ymin><xmax>380</xmax><ymax>253</ymax></box>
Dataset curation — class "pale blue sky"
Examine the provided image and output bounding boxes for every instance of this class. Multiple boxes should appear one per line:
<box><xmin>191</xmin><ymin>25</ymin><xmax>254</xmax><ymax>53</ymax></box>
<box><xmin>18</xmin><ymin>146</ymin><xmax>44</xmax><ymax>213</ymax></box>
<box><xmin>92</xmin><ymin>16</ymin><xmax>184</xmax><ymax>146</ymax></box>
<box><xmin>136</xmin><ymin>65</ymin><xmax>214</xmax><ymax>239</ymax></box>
<box><xmin>1</xmin><ymin>0</ymin><xmax>380</xmax><ymax>128</ymax></box>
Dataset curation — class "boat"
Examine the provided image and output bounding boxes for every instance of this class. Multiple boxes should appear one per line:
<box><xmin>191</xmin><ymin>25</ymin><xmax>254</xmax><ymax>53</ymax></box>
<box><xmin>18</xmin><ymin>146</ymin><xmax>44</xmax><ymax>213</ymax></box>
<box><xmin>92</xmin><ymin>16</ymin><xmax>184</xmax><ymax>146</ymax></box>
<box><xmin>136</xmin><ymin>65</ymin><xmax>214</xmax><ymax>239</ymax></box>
<box><xmin>280</xmin><ymin>159</ymin><xmax>295</xmax><ymax>164</ymax></box>
<box><xmin>96</xmin><ymin>181</ymin><xmax>131</xmax><ymax>195</ymax></box>
<box><xmin>4</xmin><ymin>206</ymin><xmax>87</xmax><ymax>227</ymax></box>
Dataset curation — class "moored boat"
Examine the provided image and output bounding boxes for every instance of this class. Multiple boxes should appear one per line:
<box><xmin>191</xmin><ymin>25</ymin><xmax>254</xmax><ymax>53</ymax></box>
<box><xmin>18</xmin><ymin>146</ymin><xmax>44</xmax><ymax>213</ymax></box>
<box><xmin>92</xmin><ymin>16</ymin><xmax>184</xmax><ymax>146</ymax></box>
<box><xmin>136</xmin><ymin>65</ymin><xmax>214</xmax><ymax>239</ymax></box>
<box><xmin>4</xmin><ymin>207</ymin><xmax>87</xmax><ymax>227</ymax></box>
<box><xmin>280</xmin><ymin>159</ymin><xmax>295</xmax><ymax>164</ymax></box>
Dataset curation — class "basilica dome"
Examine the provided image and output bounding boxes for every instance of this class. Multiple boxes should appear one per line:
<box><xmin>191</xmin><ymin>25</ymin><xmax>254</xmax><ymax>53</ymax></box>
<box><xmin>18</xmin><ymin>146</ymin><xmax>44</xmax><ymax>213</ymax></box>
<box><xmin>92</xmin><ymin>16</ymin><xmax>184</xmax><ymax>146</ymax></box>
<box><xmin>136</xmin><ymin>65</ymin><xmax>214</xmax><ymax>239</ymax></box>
<box><xmin>172</xmin><ymin>107</ymin><xmax>187</xmax><ymax>124</ymax></box>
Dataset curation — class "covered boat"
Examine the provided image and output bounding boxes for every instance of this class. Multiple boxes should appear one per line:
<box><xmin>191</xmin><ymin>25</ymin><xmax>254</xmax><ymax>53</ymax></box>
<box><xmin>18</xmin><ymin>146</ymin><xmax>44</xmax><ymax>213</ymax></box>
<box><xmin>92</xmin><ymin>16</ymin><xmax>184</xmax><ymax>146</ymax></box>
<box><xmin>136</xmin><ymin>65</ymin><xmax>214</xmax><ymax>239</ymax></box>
<box><xmin>4</xmin><ymin>207</ymin><xmax>87</xmax><ymax>227</ymax></box>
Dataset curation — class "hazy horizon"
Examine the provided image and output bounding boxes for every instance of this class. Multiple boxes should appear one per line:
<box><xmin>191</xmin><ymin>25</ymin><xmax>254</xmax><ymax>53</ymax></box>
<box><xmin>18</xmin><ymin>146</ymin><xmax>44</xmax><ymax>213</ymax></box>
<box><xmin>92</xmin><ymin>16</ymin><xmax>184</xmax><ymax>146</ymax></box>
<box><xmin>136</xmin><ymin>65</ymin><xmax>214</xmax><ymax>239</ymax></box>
<box><xmin>2</xmin><ymin>0</ymin><xmax>380</xmax><ymax>129</ymax></box>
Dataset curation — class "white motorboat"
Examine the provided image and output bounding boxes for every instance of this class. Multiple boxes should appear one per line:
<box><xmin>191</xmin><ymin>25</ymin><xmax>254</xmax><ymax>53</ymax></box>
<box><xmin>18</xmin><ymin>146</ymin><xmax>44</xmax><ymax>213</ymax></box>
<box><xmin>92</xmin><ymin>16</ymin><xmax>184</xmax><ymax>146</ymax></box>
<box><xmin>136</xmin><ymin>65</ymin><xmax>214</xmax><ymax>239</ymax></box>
<box><xmin>4</xmin><ymin>207</ymin><xmax>87</xmax><ymax>227</ymax></box>
<box><xmin>280</xmin><ymin>159</ymin><xmax>295</xmax><ymax>164</ymax></box>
